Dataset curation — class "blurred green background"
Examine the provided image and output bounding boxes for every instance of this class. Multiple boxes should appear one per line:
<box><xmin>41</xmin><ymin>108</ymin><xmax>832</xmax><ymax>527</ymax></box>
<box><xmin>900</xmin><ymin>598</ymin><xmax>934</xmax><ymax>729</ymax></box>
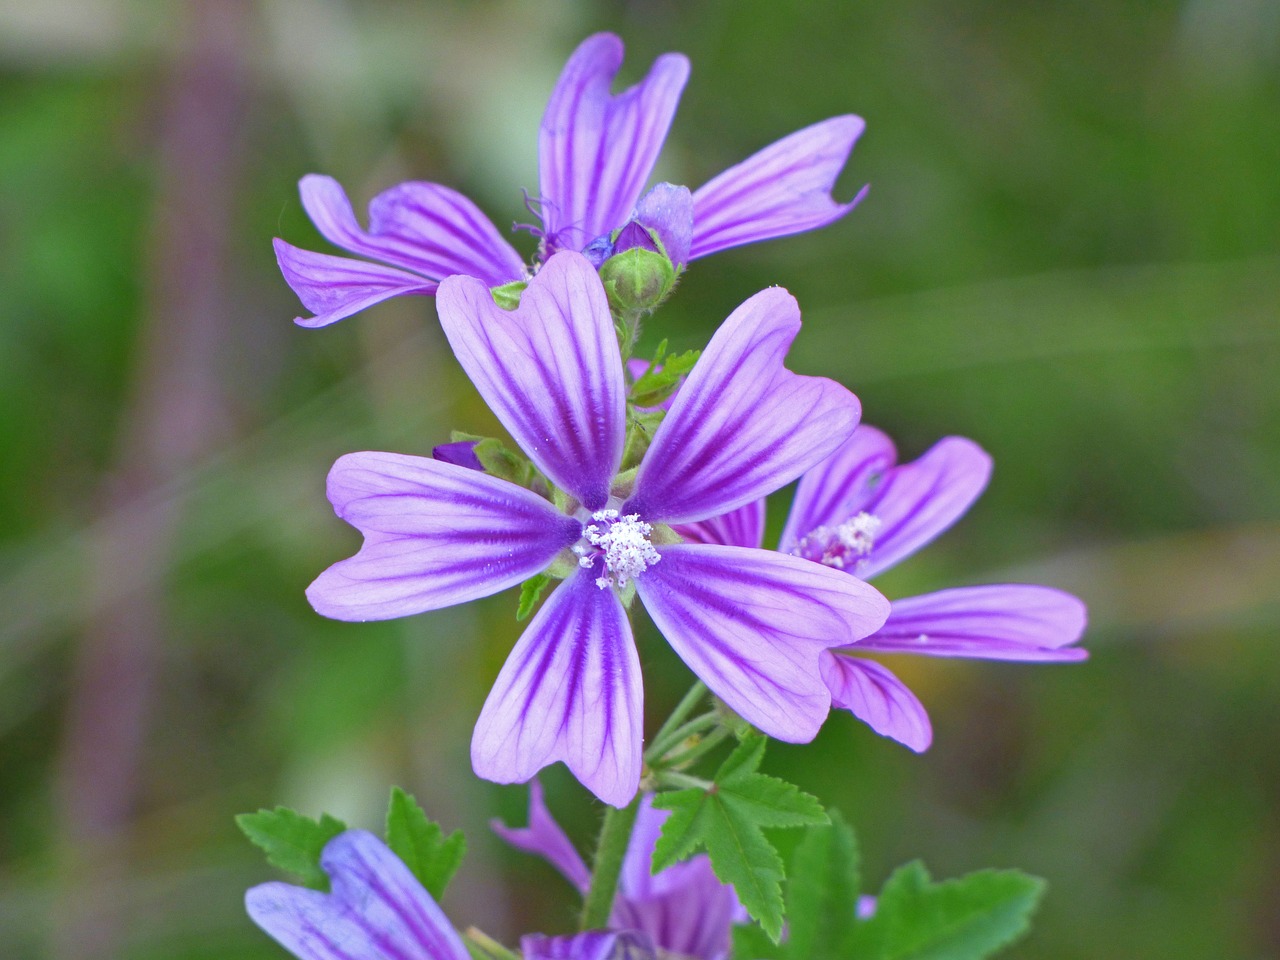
<box><xmin>1</xmin><ymin>0</ymin><xmax>1277</xmax><ymax>957</ymax></box>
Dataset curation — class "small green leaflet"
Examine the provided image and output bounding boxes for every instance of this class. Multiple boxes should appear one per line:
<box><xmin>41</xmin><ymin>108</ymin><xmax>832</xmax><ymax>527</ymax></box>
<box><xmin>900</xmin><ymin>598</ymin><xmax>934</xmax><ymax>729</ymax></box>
<box><xmin>384</xmin><ymin>787</ymin><xmax>466</xmax><ymax>901</ymax></box>
<box><xmin>785</xmin><ymin>810</ymin><xmax>862</xmax><ymax>960</ymax></box>
<box><xmin>852</xmin><ymin>861</ymin><xmax>1045</xmax><ymax>960</ymax></box>
<box><xmin>651</xmin><ymin>735</ymin><xmax>827</xmax><ymax>942</ymax></box>
<box><xmin>629</xmin><ymin>338</ymin><xmax>700</xmax><ymax>408</ymax></box>
<box><xmin>516</xmin><ymin>573</ymin><xmax>552</xmax><ymax>620</ymax></box>
<box><xmin>235</xmin><ymin>807</ymin><xmax>347</xmax><ymax>890</ymax></box>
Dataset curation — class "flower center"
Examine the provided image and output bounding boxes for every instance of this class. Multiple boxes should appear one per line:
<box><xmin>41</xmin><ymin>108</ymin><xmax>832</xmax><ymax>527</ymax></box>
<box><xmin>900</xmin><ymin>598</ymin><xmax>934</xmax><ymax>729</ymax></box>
<box><xmin>573</xmin><ymin>508</ymin><xmax>661</xmax><ymax>590</ymax></box>
<box><xmin>790</xmin><ymin>511</ymin><xmax>881</xmax><ymax>572</ymax></box>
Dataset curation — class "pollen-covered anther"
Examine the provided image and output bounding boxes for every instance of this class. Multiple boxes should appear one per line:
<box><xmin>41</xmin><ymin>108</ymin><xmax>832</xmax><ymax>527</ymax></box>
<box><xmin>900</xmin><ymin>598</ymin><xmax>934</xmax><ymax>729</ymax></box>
<box><xmin>581</xmin><ymin>508</ymin><xmax>661</xmax><ymax>590</ymax></box>
<box><xmin>791</xmin><ymin>511</ymin><xmax>881</xmax><ymax>571</ymax></box>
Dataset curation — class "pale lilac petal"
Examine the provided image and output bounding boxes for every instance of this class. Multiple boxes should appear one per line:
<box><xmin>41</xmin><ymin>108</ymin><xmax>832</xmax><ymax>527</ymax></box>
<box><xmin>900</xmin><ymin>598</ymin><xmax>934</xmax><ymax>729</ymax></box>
<box><xmin>539</xmin><ymin>34</ymin><xmax>690</xmax><ymax>252</ymax></box>
<box><xmin>690</xmin><ymin>116</ymin><xmax>867</xmax><ymax>260</ymax></box>
<box><xmin>491</xmin><ymin>781</ymin><xmax>590</xmax><ymax>892</ymax></box>
<box><xmin>853</xmin><ymin>436</ymin><xmax>992</xmax><ymax>579</ymax></box>
<box><xmin>636</xmin><ymin>544</ymin><xmax>889</xmax><ymax>742</ymax></box>
<box><xmin>672</xmin><ymin>499</ymin><xmax>765</xmax><ymax>549</ymax></box>
<box><xmin>634</xmin><ymin>182</ymin><xmax>693</xmax><ymax>267</ymax></box>
<box><xmin>472</xmin><ymin>569</ymin><xmax>643</xmax><ymax>807</ymax></box>
<box><xmin>299</xmin><ymin>174</ymin><xmax>524</xmax><ymax>286</ymax></box>
<box><xmin>614</xmin><ymin>800</ymin><xmax>742</xmax><ymax>960</ymax></box>
<box><xmin>854</xmin><ymin>585</ymin><xmax>1088</xmax><ymax>661</ymax></box>
<box><xmin>820</xmin><ymin>654</ymin><xmax>932</xmax><ymax>752</ymax></box>
<box><xmin>778</xmin><ymin>426</ymin><xmax>898</xmax><ymax>554</ymax></box>
<box><xmin>245</xmin><ymin>830</ymin><xmax>468</xmax><ymax>960</ymax></box>
<box><xmin>307</xmin><ymin>453</ymin><xmax>578</xmax><ymax>622</ymax></box>
<box><xmin>522</xmin><ymin>931</ymin><xmax>657</xmax><ymax>960</ymax></box>
<box><xmin>437</xmin><ymin>252</ymin><xmax>626</xmax><ymax>510</ymax></box>
<box><xmin>627</xmin><ymin>287</ymin><xmax>860</xmax><ymax>524</ymax></box>
<box><xmin>275</xmin><ymin>239</ymin><xmax>436</xmax><ymax>328</ymax></box>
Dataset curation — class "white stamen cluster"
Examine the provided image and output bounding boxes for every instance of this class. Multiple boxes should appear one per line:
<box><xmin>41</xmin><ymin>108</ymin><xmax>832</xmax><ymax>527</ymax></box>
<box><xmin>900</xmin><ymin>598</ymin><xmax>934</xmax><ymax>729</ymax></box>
<box><xmin>573</xmin><ymin>509</ymin><xmax>662</xmax><ymax>590</ymax></box>
<box><xmin>791</xmin><ymin>511</ymin><xmax>882</xmax><ymax>570</ymax></box>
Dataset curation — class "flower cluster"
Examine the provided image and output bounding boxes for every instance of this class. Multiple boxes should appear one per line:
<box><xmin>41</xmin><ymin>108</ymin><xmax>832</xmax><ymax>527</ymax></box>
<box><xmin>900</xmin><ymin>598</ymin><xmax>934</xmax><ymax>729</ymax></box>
<box><xmin>246</xmin><ymin>30</ymin><xmax>1088</xmax><ymax>960</ymax></box>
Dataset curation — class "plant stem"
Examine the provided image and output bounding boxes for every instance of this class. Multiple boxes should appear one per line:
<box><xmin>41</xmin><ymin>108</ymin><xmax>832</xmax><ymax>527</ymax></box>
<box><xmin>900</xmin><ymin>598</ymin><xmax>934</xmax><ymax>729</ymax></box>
<box><xmin>662</xmin><ymin>725</ymin><xmax>732</xmax><ymax>770</ymax></box>
<box><xmin>579</xmin><ymin>794</ymin><xmax>641</xmax><ymax>931</ymax></box>
<box><xmin>646</xmin><ymin>681</ymin><xmax>708</xmax><ymax>757</ymax></box>
<box><xmin>643</xmin><ymin>711</ymin><xmax>719</xmax><ymax>766</ymax></box>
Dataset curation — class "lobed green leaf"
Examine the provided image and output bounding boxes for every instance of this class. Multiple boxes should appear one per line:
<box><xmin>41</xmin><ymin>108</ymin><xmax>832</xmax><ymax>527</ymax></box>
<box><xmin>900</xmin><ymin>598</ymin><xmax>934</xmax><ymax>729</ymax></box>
<box><xmin>384</xmin><ymin>787</ymin><xmax>466</xmax><ymax>901</ymax></box>
<box><xmin>235</xmin><ymin>807</ymin><xmax>347</xmax><ymax>890</ymax></box>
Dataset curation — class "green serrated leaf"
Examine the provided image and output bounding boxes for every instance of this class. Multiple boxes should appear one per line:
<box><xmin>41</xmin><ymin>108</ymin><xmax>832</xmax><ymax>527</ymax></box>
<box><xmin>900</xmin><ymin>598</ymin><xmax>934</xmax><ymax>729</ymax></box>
<box><xmin>235</xmin><ymin>807</ymin><xmax>347</xmax><ymax>890</ymax></box>
<box><xmin>787</xmin><ymin>810</ymin><xmax>861</xmax><ymax>960</ymax></box>
<box><xmin>651</xmin><ymin>736</ymin><xmax>827</xmax><ymax>942</ymax></box>
<box><xmin>516</xmin><ymin>574</ymin><xmax>552</xmax><ymax>620</ymax></box>
<box><xmin>630</xmin><ymin>345</ymin><xmax>701</xmax><ymax>408</ymax></box>
<box><xmin>731</xmin><ymin>922</ymin><xmax>786</xmax><ymax>960</ymax></box>
<box><xmin>853</xmin><ymin>861</ymin><xmax>1045</xmax><ymax>960</ymax></box>
<box><xmin>384</xmin><ymin>787</ymin><xmax>466</xmax><ymax>901</ymax></box>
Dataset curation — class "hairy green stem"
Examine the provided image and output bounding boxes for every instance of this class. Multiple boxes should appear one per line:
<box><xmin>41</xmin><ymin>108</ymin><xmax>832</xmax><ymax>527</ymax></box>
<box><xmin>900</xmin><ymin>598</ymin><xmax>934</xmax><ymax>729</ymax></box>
<box><xmin>579</xmin><ymin>794</ymin><xmax>641</xmax><ymax>930</ymax></box>
<box><xmin>661</xmin><ymin>725</ymin><xmax>733</xmax><ymax>770</ymax></box>
<box><xmin>647</xmin><ymin>681</ymin><xmax>708</xmax><ymax>755</ymax></box>
<box><xmin>644</xmin><ymin>712</ymin><xmax>719</xmax><ymax>766</ymax></box>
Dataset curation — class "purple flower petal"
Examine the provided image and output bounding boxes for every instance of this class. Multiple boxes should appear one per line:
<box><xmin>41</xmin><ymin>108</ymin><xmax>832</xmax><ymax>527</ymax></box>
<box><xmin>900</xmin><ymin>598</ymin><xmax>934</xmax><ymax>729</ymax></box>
<box><xmin>431</xmin><ymin>440</ymin><xmax>483</xmax><ymax>472</ymax></box>
<box><xmin>819</xmin><ymin>653</ymin><xmax>933</xmax><ymax>752</ymax></box>
<box><xmin>690</xmin><ymin>116</ymin><xmax>867</xmax><ymax>260</ymax></box>
<box><xmin>298</xmin><ymin>174</ymin><xmax>524</xmax><ymax>286</ymax></box>
<box><xmin>522</xmin><ymin>931</ymin><xmax>657</xmax><ymax>960</ymax></box>
<box><xmin>436</xmin><ymin>252</ymin><xmax>626</xmax><ymax>510</ymax></box>
<box><xmin>634</xmin><ymin>182</ymin><xmax>694</xmax><ymax>267</ymax></box>
<box><xmin>539</xmin><ymin>34</ymin><xmax>690</xmax><ymax>254</ymax></box>
<box><xmin>853</xmin><ymin>436</ymin><xmax>992</xmax><ymax>579</ymax></box>
<box><xmin>627</xmin><ymin>287</ymin><xmax>860</xmax><ymax>525</ymax></box>
<box><xmin>307</xmin><ymin>453</ymin><xmax>579</xmax><ymax>622</ymax></box>
<box><xmin>635</xmin><ymin>544</ymin><xmax>889</xmax><ymax>743</ymax></box>
<box><xmin>472</xmin><ymin>568</ymin><xmax>643</xmax><ymax>807</ymax></box>
<box><xmin>275</xmin><ymin>239</ymin><xmax>437</xmax><ymax>328</ymax></box>
<box><xmin>245</xmin><ymin>830</ymin><xmax>469</xmax><ymax>960</ymax></box>
<box><xmin>778</xmin><ymin>425</ymin><xmax>897</xmax><ymax>554</ymax></box>
<box><xmin>672</xmin><ymin>499</ymin><xmax>766</xmax><ymax>549</ymax></box>
<box><xmin>613</xmin><ymin>798</ymin><xmax>744</xmax><ymax>960</ymax></box>
<box><xmin>491</xmin><ymin>780</ymin><xmax>591</xmax><ymax>892</ymax></box>
<box><xmin>854</xmin><ymin>585</ymin><xmax>1089</xmax><ymax>661</ymax></box>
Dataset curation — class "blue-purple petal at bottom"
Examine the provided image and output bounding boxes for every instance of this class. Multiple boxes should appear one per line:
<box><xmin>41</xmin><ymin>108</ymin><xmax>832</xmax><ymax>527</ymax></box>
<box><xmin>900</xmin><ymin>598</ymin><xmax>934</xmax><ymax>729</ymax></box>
<box><xmin>245</xmin><ymin>830</ymin><xmax>469</xmax><ymax>960</ymax></box>
<box><xmin>854</xmin><ymin>584</ymin><xmax>1088</xmax><ymax>661</ymax></box>
<box><xmin>636</xmin><ymin>544</ymin><xmax>889</xmax><ymax>743</ymax></box>
<box><xmin>522</xmin><ymin>931</ymin><xmax>657</xmax><ymax>960</ymax></box>
<box><xmin>820</xmin><ymin>652</ymin><xmax>932</xmax><ymax>752</ymax></box>
<box><xmin>490</xmin><ymin>780</ymin><xmax>591</xmax><ymax>892</ymax></box>
<box><xmin>472</xmin><ymin>569</ymin><xmax>643</xmax><ymax>806</ymax></box>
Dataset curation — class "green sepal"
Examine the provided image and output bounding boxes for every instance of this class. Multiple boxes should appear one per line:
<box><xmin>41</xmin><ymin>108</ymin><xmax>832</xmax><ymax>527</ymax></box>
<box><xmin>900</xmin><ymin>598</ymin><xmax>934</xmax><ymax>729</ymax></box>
<box><xmin>383</xmin><ymin>787</ymin><xmax>466</xmax><ymax>901</ymax></box>
<box><xmin>516</xmin><ymin>573</ymin><xmax>553</xmax><ymax>620</ymax></box>
<box><xmin>651</xmin><ymin>735</ymin><xmax>828</xmax><ymax>942</ymax></box>
<box><xmin>629</xmin><ymin>339</ymin><xmax>701</xmax><ymax>409</ymax></box>
<box><xmin>620</xmin><ymin>409</ymin><xmax>666</xmax><ymax>471</ymax></box>
<box><xmin>490</xmin><ymin>281</ymin><xmax>527</xmax><ymax>310</ymax></box>
<box><xmin>851</xmin><ymin>861</ymin><xmax>1045</xmax><ymax>960</ymax></box>
<box><xmin>235</xmin><ymin>807</ymin><xmax>347</xmax><ymax>890</ymax></box>
<box><xmin>600</xmin><ymin>245</ymin><xmax>677</xmax><ymax>319</ymax></box>
<box><xmin>473</xmin><ymin>438</ymin><xmax>535</xmax><ymax>487</ymax></box>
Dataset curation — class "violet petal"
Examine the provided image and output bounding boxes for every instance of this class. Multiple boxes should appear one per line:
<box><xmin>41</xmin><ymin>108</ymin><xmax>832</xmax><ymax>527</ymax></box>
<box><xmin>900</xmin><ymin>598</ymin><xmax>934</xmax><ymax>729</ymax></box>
<box><xmin>522</xmin><ymin>931</ymin><xmax>657</xmax><ymax>960</ymax></box>
<box><xmin>491</xmin><ymin>780</ymin><xmax>591</xmax><ymax>892</ymax></box>
<box><xmin>436</xmin><ymin>252</ymin><xmax>626</xmax><ymax>511</ymax></box>
<box><xmin>778</xmin><ymin>425</ymin><xmax>898</xmax><ymax>554</ymax></box>
<box><xmin>539</xmin><ymin>34</ymin><xmax>690</xmax><ymax>254</ymax></box>
<box><xmin>299</xmin><ymin>174</ymin><xmax>524</xmax><ymax>286</ymax></box>
<box><xmin>431</xmin><ymin>440</ymin><xmax>483</xmax><ymax>472</ymax></box>
<box><xmin>627</xmin><ymin>286</ymin><xmax>860</xmax><ymax>525</ymax></box>
<box><xmin>306</xmin><ymin>453</ymin><xmax>579</xmax><ymax>622</ymax></box>
<box><xmin>245</xmin><ymin>830</ymin><xmax>469</xmax><ymax>960</ymax></box>
<box><xmin>672</xmin><ymin>499</ymin><xmax>766</xmax><ymax>549</ymax></box>
<box><xmin>820</xmin><ymin>653</ymin><xmax>933</xmax><ymax>752</ymax></box>
<box><xmin>690</xmin><ymin>116</ymin><xmax>867</xmax><ymax>260</ymax></box>
<box><xmin>854</xmin><ymin>585</ymin><xmax>1089</xmax><ymax>661</ymax></box>
<box><xmin>634</xmin><ymin>182</ymin><xmax>694</xmax><ymax>267</ymax></box>
<box><xmin>471</xmin><ymin>568</ymin><xmax>643</xmax><ymax>807</ymax></box>
<box><xmin>635</xmin><ymin>544</ymin><xmax>889</xmax><ymax>743</ymax></box>
<box><xmin>275</xmin><ymin>239</ymin><xmax>436</xmax><ymax>328</ymax></box>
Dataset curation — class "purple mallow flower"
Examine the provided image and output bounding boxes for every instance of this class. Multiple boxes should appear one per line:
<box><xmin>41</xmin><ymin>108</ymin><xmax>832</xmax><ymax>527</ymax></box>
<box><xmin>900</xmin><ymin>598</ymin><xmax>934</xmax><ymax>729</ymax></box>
<box><xmin>682</xmin><ymin>426</ymin><xmax>1087</xmax><ymax>752</ymax></box>
<box><xmin>247</xmin><ymin>829</ymin><xmax>652</xmax><ymax>960</ymax></box>
<box><xmin>306</xmin><ymin>252</ymin><xmax>889</xmax><ymax>804</ymax></box>
<box><xmin>496</xmin><ymin>783</ymin><xmax>745</xmax><ymax>960</ymax></box>
<box><xmin>276</xmin><ymin>32</ymin><xmax>866</xmax><ymax>327</ymax></box>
